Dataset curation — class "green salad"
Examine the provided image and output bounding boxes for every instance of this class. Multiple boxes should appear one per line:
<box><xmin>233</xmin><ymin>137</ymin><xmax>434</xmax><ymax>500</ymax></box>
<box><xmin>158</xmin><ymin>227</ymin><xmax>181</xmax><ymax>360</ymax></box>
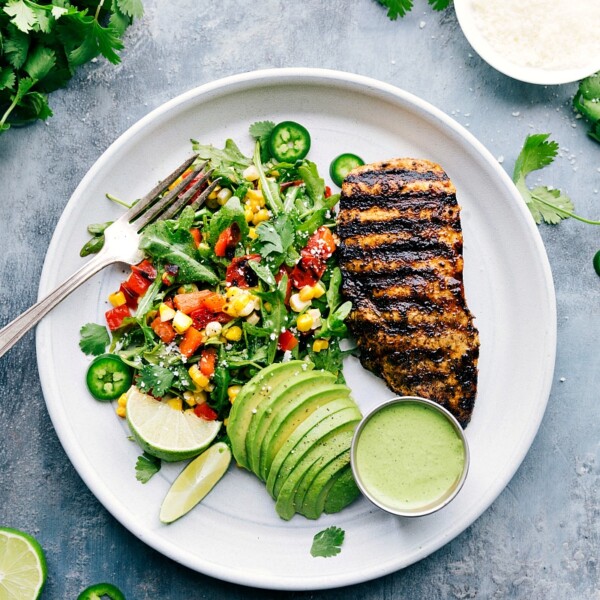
<box><xmin>80</xmin><ymin>120</ymin><xmax>353</xmax><ymax>432</ymax></box>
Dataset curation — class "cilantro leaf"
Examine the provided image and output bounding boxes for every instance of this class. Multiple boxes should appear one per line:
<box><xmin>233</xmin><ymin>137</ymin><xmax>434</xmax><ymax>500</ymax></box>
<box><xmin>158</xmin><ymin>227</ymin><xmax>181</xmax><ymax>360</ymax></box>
<box><xmin>310</xmin><ymin>526</ymin><xmax>345</xmax><ymax>558</ymax></box>
<box><xmin>138</xmin><ymin>364</ymin><xmax>174</xmax><ymax>397</ymax></box>
<box><xmin>135</xmin><ymin>452</ymin><xmax>161</xmax><ymax>483</ymax></box>
<box><xmin>429</xmin><ymin>0</ymin><xmax>451</xmax><ymax>9</ymax></box>
<box><xmin>117</xmin><ymin>0</ymin><xmax>144</xmax><ymax>19</ymax></box>
<box><xmin>0</xmin><ymin>68</ymin><xmax>16</xmax><ymax>91</ymax></box>
<box><xmin>79</xmin><ymin>323</ymin><xmax>110</xmax><ymax>356</ymax></box>
<box><xmin>24</xmin><ymin>45</ymin><xmax>56</xmax><ymax>80</ymax></box>
<box><xmin>377</xmin><ymin>0</ymin><xmax>450</xmax><ymax>19</ymax></box>
<box><xmin>573</xmin><ymin>72</ymin><xmax>600</xmax><ymax>144</ymax></box>
<box><xmin>3</xmin><ymin>0</ymin><xmax>37</xmax><ymax>34</ymax></box>
<box><xmin>249</xmin><ymin>120</ymin><xmax>275</xmax><ymax>161</ymax></box>
<box><xmin>3</xmin><ymin>26</ymin><xmax>30</xmax><ymax>69</ymax></box>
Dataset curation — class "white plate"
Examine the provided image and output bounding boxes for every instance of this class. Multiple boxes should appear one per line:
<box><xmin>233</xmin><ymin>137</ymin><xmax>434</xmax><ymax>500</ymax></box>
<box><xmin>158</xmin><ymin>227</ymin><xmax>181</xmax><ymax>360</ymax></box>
<box><xmin>36</xmin><ymin>68</ymin><xmax>556</xmax><ymax>590</ymax></box>
<box><xmin>454</xmin><ymin>0</ymin><xmax>600</xmax><ymax>85</ymax></box>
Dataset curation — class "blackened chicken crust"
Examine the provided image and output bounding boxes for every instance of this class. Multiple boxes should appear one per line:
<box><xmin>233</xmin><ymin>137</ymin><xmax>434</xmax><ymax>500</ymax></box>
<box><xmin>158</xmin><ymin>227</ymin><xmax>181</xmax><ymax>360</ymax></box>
<box><xmin>338</xmin><ymin>158</ymin><xmax>479</xmax><ymax>426</ymax></box>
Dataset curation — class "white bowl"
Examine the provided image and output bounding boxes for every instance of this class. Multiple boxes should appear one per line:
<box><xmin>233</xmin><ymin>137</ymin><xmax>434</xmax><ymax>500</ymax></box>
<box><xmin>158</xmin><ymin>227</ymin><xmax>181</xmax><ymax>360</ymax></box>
<box><xmin>454</xmin><ymin>0</ymin><xmax>600</xmax><ymax>85</ymax></box>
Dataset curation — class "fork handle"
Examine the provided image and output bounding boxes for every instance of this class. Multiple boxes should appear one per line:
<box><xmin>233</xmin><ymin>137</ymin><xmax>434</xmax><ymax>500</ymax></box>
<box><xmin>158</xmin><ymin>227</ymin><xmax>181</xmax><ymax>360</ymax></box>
<box><xmin>0</xmin><ymin>252</ymin><xmax>116</xmax><ymax>359</ymax></box>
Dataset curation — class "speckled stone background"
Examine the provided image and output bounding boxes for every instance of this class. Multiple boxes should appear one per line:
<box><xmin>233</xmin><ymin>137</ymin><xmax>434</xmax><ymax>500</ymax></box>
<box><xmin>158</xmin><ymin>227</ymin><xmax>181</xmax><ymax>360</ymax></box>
<box><xmin>1</xmin><ymin>1</ymin><xmax>600</xmax><ymax>598</ymax></box>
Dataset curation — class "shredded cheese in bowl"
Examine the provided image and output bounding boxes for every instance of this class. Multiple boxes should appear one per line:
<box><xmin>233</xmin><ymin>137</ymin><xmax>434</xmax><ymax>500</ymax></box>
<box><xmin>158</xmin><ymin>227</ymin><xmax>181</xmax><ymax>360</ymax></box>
<box><xmin>454</xmin><ymin>0</ymin><xmax>600</xmax><ymax>84</ymax></box>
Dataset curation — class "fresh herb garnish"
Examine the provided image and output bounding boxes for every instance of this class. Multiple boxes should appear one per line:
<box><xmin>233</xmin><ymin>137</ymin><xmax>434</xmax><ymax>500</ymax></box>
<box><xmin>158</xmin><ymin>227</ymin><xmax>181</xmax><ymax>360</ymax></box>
<box><xmin>0</xmin><ymin>0</ymin><xmax>143</xmax><ymax>135</ymax></box>
<box><xmin>377</xmin><ymin>0</ymin><xmax>450</xmax><ymax>20</ymax></box>
<box><xmin>79</xmin><ymin>323</ymin><xmax>110</xmax><ymax>356</ymax></box>
<box><xmin>573</xmin><ymin>71</ymin><xmax>600</xmax><ymax>144</ymax></box>
<box><xmin>135</xmin><ymin>452</ymin><xmax>161</xmax><ymax>483</ymax></box>
<box><xmin>310</xmin><ymin>526</ymin><xmax>345</xmax><ymax>558</ymax></box>
<box><xmin>513</xmin><ymin>133</ymin><xmax>600</xmax><ymax>226</ymax></box>
<box><xmin>138</xmin><ymin>364</ymin><xmax>174</xmax><ymax>397</ymax></box>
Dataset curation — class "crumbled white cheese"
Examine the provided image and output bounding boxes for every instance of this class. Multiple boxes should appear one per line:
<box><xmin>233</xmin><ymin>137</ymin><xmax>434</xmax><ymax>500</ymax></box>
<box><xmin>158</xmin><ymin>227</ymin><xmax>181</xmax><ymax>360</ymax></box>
<box><xmin>471</xmin><ymin>0</ymin><xmax>600</xmax><ymax>71</ymax></box>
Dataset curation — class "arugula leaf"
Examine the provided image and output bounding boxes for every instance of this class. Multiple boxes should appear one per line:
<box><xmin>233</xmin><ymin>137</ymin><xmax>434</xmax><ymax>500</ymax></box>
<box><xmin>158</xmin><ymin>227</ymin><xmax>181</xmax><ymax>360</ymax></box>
<box><xmin>138</xmin><ymin>364</ymin><xmax>174</xmax><ymax>397</ymax></box>
<box><xmin>513</xmin><ymin>134</ymin><xmax>600</xmax><ymax>226</ymax></box>
<box><xmin>140</xmin><ymin>221</ymin><xmax>218</xmax><ymax>284</ymax></box>
<box><xmin>79</xmin><ymin>323</ymin><xmax>110</xmax><ymax>356</ymax></box>
<box><xmin>573</xmin><ymin>72</ymin><xmax>600</xmax><ymax>144</ymax></box>
<box><xmin>208</xmin><ymin>196</ymin><xmax>249</xmax><ymax>246</ymax></box>
<box><xmin>310</xmin><ymin>526</ymin><xmax>345</xmax><ymax>558</ymax></box>
<box><xmin>135</xmin><ymin>453</ymin><xmax>161</xmax><ymax>483</ymax></box>
<box><xmin>248</xmin><ymin>260</ymin><xmax>276</xmax><ymax>286</ymax></box>
<box><xmin>253</xmin><ymin>141</ymin><xmax>283</xmax><ymax>213</ymax></box>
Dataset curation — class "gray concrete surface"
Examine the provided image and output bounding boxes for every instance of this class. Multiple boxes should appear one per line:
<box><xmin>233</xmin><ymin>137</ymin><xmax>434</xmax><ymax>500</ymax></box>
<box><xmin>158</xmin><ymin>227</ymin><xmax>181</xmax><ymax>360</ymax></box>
<box><xmin>1</xmin><ymin>0</ymin><xmax>599</xmax><ymax>597</ymax></box>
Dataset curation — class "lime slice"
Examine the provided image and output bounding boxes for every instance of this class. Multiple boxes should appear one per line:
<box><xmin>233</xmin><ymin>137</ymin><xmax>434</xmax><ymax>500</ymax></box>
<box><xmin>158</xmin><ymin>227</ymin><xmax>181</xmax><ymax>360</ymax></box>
<box><xmin>160</xmin><ymin>442</ymin><xmax>232</xmax><ymax>523</ymax></box>
<box><xmin>126</xmin><ymin>387</ymin><xmax>221</xmax><ymax>462</ymax></box>
<box><xmin>0</xmin><ymin>527</ymin><xmax>47</xmax><ymax>600</ymax></box>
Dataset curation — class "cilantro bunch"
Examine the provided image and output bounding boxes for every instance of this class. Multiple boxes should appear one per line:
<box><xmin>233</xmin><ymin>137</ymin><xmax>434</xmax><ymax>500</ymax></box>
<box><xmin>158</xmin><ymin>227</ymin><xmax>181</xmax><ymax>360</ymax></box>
<box><xmin>573</xmin><ymin>71</ymin><xmax>600</xmax><ymax>144</ymax></box>
<box><xmin>377</xmin><ymin>0</ymin><xmax>450</xmax><ymax>20</ymax></box>
<box><xmin>0</xmin><ymin>0</ymin><xmax>143</xmax><ymax>135</ymax></box>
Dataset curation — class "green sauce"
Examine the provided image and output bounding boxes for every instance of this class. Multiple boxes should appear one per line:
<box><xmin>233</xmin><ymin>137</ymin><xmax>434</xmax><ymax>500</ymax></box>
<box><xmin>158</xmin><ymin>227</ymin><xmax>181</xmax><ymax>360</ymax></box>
<box><xmin>354</xmin><ymin>401</ymin><xmax>466</xmax><ymax>513</ymax></box>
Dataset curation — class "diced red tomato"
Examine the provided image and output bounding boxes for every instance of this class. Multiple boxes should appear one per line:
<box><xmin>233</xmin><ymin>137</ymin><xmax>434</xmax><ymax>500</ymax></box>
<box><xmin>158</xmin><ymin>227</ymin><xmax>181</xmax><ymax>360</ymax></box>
<box><xmin>119</xmin><ymin>282</ymin><xmax>138</xmax><ymax>309</ymax></box>
<box><xmin>225</xmin><ymin>254</ymin><xmax>260</xmax><ymax>288</ymax></box>
<box><xmin>194</xmin><ymin>402</ymin><xmax>218</xmax><ymax>421</ymax></box>
<box><xmin>125</xmin><ymin>271</ymin><xmax>152</xmax><ymax>297</ymax></box>
<box><xmin>131</xmin><ymin>259</ymin><xmax>157</xmax><ymax>281</ymax></box>
<box><xmin>278</xmin><ymin>329</ymin><xmax>298</xmax><ymax>352</ymax></box>
<box><xmin>199</xmin><ymin>347</ymin><xmax>217</xmax><ymax>377</ymax></box>
<box><xmin>190</xmin><ymin>228</ymin><xmax>202</xmax><ymax>247</ymax></box>
<box><xmin>105</xmin><ymin>304</ymin><xmax>131</xmax><ymax>331</ymax></box>
<box><xmin>151</xmin><ymin>316</ymin><xmax>177</xmax><ymax>344</ymax></box>
<box><xmin>173</xmin><ymin>290</ymin><xmax>213</xmax><ymax>314</ymax></box>
<box><xmin>214</xmin><ymin>223</ymin><xmax>241</xmax><ymax>258</ymax></box>
<box><xmin>179</xmin><ymin>327</ymin><xmax>204</xmax><ymax>358</ymax></box>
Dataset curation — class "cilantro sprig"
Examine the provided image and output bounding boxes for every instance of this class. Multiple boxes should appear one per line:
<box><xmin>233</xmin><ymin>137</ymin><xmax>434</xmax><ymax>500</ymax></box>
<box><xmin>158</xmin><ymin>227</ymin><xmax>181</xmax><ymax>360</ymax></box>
<box><xmin>310</xmin><ymin>526</ymin><xmax>345</xmax><ymax>558</ymax></box>
<box><xmin>573</xmin><ymin>71</ymin><xmax>600</xmax><ymax>144</ymax></box>
<box><xmin>513</xmin><ymin>133</ymin><xmax>600</xmax><ymax>226</ymax></box>
<box><xmin>377</xmin><ymin>0</ymin><xmax>450</xmax><ymax>20</ymax></box>
<box><xmin>0</xmin><ymin>0</ymin><xmax>143</xmax><ymax>135</ymax></box>
<box><xmin>135</xmin><ymin>452</ymin><xmax>161</xmax><ymax>483</ymax></box>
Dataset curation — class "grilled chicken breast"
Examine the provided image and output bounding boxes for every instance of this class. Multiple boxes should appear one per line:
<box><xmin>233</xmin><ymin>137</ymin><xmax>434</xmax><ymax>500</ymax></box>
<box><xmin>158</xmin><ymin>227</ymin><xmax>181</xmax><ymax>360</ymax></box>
<box><xmin>337</xmin><ymin>158</ymin><xmax>479</xmax><ymax>426</ymax></box>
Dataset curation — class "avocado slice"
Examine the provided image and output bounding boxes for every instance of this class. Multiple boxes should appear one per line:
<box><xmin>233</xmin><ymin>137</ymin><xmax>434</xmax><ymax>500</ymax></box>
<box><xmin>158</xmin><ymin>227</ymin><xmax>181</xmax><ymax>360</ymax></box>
<box><xmin>226</xmin><ymin>360</ymin><xmax>311</xmax><ymax>469</ymax></box>
<box><xmin>275</xmin><ymin>426</ymin><xmax>358</xmax><ymax>521</ymax></box>
<box><xmin>259</xmin><ymin>384</ymin><xmax>352</xmax><ymax>482</ymax></box>
<box><xmin>323</xmin><ymin>466</ymin><xmax>361</xmax><ymax>514</ymax></box>
<box><xmin>266</xmin><ymin>401</ymin><xmax>361</xmax><ymax>499</ymax></box>
<box><xmin>245</xmin><ymin>369</ymin><xmax>336</xmax><ymax>477</ymax></box>
<box><xmin>300</xmin><ymin>449</ymin><xmax>353</xmax><ymax>519</ymax></box>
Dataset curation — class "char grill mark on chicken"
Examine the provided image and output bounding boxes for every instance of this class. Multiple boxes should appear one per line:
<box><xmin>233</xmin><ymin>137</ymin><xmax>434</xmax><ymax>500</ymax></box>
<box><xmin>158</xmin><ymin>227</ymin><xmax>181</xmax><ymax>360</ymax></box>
<box><xmin>338</xmin><ymin>158</ymin><xmax>479</xmax><ymax>426</ymax></box>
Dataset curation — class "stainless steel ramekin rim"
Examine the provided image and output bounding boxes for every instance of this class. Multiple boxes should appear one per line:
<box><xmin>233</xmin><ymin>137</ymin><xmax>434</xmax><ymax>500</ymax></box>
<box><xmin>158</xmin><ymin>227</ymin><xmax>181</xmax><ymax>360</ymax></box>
<box><xmin>350</xmin><ymin>396</ymin><xmax>470</xmax><ymax>518</ymax></box>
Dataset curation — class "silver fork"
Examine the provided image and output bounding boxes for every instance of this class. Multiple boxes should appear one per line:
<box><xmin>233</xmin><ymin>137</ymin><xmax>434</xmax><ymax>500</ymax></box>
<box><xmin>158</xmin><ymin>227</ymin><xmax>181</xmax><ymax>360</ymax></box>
<box><xmin>0</xmin><ymin>155</ymin><xmax>219</xmax><ymax>359</ymax></box>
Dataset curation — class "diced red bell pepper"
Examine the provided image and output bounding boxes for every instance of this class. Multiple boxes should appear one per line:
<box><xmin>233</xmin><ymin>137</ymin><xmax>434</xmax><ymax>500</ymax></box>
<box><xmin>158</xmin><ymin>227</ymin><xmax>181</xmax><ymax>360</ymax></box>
<box><xmin>105</xmin><ymin>304</ymin><xmax>131</xmax><ymax>331</ymax></box>
<box><xmin>290</xmin><ymin>261</ymin><xmax>320</xmax><ymax>289</ymax></box>
<box><xmin>190</xmin><ymin>228</ymin><xmax>202</xmax><ymax>248</ymax></box>
<box><xmin>324</xmin><ymin>185</ymin><xmax>332</xmax><ymax>198</ymax></box>
<box><xmin>275</xmin><ymin>265</ymin><xmax>292</xmax><ymax>303</ymax></box>
<box><xmin>131</xmin><ymin>259</ymin><xmax>157</xmax><ymax>281</ymax></box>
<box><xmin>151</xmin><ymin>316</ymin><xmax>177</xmax><ymax>344</ymax></box>
<box><xmin>119</xmin><ymin>282</ymin><xmax>138</xmax><ymax>309</ymax></box>
<box><xmin>202</xmin><ymin>293</ymin><xmax>226</xmax><ymax>313</ymax></box>
<box><xmin>173</xmin><ymin>290</ymin><xmax>213</xmax><ymax>314</ymax></box>
<box><xmin>280</xmin><ymin>179</ymin><xmax>304</xmax><ymax>191</ymax></box>
<box><xmin>179</xmin><ymin>327</ymin><xmax>204</xmax><ymax>358</ymax></box>
<box><xmin>278</xmin><ymin>329</ymin><xmax>298</xmax><ymax>352</ymax></box>
<box><xmin>125</xmin><ymin>270</ymin><xmax>152</xmax><ymax>297</ymax></box>
<box><xmin>214</xmin><ymin>223</ymin><xmax>241</xmax><ymax>258</ymax></box>
<box><xmin>199</xmin><ymin>347</ymin><xmax>217</xmax><ymax>377</ymax></box>
<box><xmin>190</xmin><ymin>306</ymin><xmax>232</xmax><ymax>330</ymax></box>
<box><xmin>194</xmin><ymin>402</ymin><xmax>218</xmax><ymax>421</ymax></box>
<box><xmin>225</xmin><ymin>254</ymin><xmax>260</xmax><ymax>288</ymax></box>
<box><xmin>303</xmin><ymin>226</ymin><xmax>336</xmax><ymax>262</ymax></box>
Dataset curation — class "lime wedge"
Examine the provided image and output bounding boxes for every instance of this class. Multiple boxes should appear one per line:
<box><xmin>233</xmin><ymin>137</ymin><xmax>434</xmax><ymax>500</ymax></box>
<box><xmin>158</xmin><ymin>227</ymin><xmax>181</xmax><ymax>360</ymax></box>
<box><xmin>160</xmin><ymin>442</ymin><xmax>232</xmax><ymax>523</ymax></box>
<box><xmin>0</xmin><ymin>527</ymin><xmax>47</xmax><ymax>600</ymax></box>
<box><xmin>126</xmin><ymin>387</ymin><xmax>221</xmax><ymax>462</ymax></box>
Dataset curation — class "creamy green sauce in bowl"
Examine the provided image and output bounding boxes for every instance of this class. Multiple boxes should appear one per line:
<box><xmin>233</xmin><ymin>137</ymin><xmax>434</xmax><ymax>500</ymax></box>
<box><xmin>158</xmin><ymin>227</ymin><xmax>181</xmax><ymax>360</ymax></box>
<box><xmin>351</xmin><ymin>397</ymin><xmax>469</xmax><ymax>517</ymax></box>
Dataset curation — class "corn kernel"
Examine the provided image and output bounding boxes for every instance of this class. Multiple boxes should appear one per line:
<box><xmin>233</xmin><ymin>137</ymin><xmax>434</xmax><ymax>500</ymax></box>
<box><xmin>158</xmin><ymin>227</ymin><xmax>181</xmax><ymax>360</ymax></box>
<box><xmin>245</xmin><ymin>312</ymin><xmax>260</xmax><ymax>326</ymax></box>
<box><xmin>167</xmin><ymin>398</ymin><xmax>183</xmax><ymax>411</ymax></box>
<box><xmin>246</xmin><ymin>188</ymin><xmax>265</xmax><ymax>205</ymax></box>
<box><xmin>298</xmin><ymin>285</ymin><xmax>315</xmax><ymax>302</ymax></box>
<box><xmin>226</xmin><ymin>286</ymin><xmax>241</xmax><ymax>299</ymax></box>
<box><xmin>188</xmin><ymin>364</ymin><xmax>210</xmax><ymax>389</ymax></box>
<box><xmin>117</xmin><ymin>393</ymin><xmax>128</xmax><ymax>407</ymax></box>
<box><xmin>243</xmin><ymin>165</ymin><xmax>259</xmax><ymax>181</ymax></box>
<box><xmin>312</xmin><ymin>339</ymin><xmax>329</xmax><ymax>353</ymax></box>
<box><xmin>312</xmin><ymin>282</ymin><xmax>326</xmax><ymax>299</ymax></box>
<box><xmin>244</xmin><ymin>208</ymin><xmax>254</xmax><ymax>222</ymax></box>
<box><xmin>217</xmin><ymin>187</ymin><xmax>233</xmax><ymax>206</ymax></box>
<box><xmin>227</xmin><ymin>385</ymin><xmax>242</xmax><ymax>402</ymax></box>
<box><xmin>116</xmin><ymin>406</ymin><xmax>126</xmax><ymax>418</ymax></box>
<box><xmin>290</xmin><ymin>293</ymin><xmax>311</xmax><ymax>313</ymax></box>
<box><xmin>307</xmin><ymin>308</ymin><xmax>322</xmax><ymax>329</ymax></box>
<box><xmin>172</xmin><ymin>310</ymin><xmax>193</xmax><ymax>334</ymax></box>
<box><xmin>248</xmin><ymin>198</ymin><xmax>263</xmax><ymax>213</ymax></box>
<box><xmin>184</xmin><ymin>390</ymin><xmax>207</xmax><ymax>406</ymax></box>
<box><xmin>224</xmin><ymin>325</ymin><xmax>243</xmax><ymax>342</ymax></box>
<box><xmin>248</xmin><ymin>227</ymin><xmax>258</xmax><ymax>240</ymax></box>
<box><xmin>208</xmin><ymin>184</ymin><xmax>222</xmax><ymax>200</ymax></box>
<box><xmin>232</xmin><ymin>294</ymin><xmax>254</xmax><ymax>317</ymax></box>
<box><xmin>159</xmin><ymin>302</ymin><xmax>176</xmax><ymax>322</ymax></box>
<box><xmin>109</xmin><ymin>291</ymin><xmax>127</xmax><ymax>307</ymax></box>
<box><xmin>252</xmin><ymin>209</ymin><xmax>270</xmax><ymax>226</ymax></box>
<box><xmin>263</xmin><ymin>301</ymin><xmax>272</xmax><ymax>312</ymax></box>
<box><xmin>296</xmin><ymin>313</ymin><xmax>313</xmax><ymax>332</ymax></box>
<box><xmin>205</xmin><ymin>321</ymin><xmax>222</xmax><ymax>337</ymax></box>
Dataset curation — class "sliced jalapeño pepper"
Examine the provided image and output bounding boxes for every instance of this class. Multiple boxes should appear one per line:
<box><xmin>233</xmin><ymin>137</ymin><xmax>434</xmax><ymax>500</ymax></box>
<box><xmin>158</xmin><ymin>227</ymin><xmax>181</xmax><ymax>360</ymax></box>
<box><xmin>329</xmin><ymin>153</ymin><xmax>365</xmax><ymax>187</ymax></box>
<box><xmin>86</xmin><ymin>354</ymin><xmax>133</xmax><ymax>401</ymax></box>
<box><xmin>77</xmin><ymin>582</ymin><xmax>126</xmax><ymax>600</ymax></box>
<box><xmin>593</xmin><ymin>250</ymin><xmax>600</xmax><ymax>276</ymax></box>
<box><xmin>268</xmin><ymin>121</ymin><xmax>311</xmax><ymax>162</ymax></box>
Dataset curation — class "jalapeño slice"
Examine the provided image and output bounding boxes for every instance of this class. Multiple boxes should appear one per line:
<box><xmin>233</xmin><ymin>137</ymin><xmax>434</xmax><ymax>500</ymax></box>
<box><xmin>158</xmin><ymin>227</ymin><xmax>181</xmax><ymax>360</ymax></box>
<box><xmin>329</xmin><ymin>153</ymin><xmax>365</xmax><ymax>187</ymax></box>
<box><xmin>268</xmin><ymin>121</ymin><xmax>311</xmax><ymax>162</ymax></box>
<box><xmin>77</xmin><ymin>582</ymin><xmax>126</xmax><ymax>600</ymax></box>
<box><xmin>86</xmin><ymin>354</ymin><xmax>133</xmax><ymax>401</ymax></box>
